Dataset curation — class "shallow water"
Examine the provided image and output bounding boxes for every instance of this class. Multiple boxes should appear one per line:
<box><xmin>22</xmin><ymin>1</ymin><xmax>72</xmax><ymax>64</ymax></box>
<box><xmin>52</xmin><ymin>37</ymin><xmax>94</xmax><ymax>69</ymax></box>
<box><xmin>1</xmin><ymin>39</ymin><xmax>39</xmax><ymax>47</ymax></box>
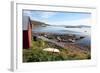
<box><xmin>32</xmin><ymin>26</ymin><xmax>91</xmax><ymax>47</ymax></box>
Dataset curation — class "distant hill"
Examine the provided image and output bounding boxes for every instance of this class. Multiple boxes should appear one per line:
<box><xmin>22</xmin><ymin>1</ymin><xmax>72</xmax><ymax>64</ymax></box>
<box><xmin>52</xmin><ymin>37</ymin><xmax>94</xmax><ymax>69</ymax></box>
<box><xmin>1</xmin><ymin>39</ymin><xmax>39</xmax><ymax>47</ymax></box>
<box><xmin>31</xmin><ymin>20</ymin><xmax>49</xmax><ymax>28</ymax></box>
<box><xmin>30</xmin><ymin>19</ymin><xmax>90</xmax><ymax>28</ymax></box>
<box><xmin>65</xmin><ymin>25</ymin><xmax>91</xmax><ymax>28</ymax></box>
<box><xmin>45</xmin><ymin>24</ymin><xmax>91</xmax><ymax>28</ymax></box>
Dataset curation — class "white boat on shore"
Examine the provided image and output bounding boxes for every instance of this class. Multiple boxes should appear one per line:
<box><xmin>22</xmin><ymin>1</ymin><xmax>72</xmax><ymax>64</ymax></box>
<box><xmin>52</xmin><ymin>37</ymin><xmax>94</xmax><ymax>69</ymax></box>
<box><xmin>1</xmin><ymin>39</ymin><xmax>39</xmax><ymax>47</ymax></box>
<box><xmin>43</xmin><ymin>48</ymin><xmax>60</xmax><ymax>53</ymax></box>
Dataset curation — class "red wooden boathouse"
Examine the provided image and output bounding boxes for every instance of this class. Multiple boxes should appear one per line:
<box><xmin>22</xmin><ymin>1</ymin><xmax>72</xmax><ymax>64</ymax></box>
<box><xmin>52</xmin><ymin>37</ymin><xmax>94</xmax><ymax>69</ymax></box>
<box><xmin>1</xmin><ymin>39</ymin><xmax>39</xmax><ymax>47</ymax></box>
<box><xmin>23</xmin><ymin>16</ymin><xmax>32</xmax><ymax>49</ymax></box>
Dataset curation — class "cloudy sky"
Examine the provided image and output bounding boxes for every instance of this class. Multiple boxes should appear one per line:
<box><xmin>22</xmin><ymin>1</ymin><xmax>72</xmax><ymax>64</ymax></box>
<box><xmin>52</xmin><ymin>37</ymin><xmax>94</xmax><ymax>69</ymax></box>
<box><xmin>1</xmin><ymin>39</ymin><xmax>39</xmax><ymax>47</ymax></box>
<box><xmin>23</xmin><ymin>10</ymin><xmax>91</xmax><ymax>26</ymax></box>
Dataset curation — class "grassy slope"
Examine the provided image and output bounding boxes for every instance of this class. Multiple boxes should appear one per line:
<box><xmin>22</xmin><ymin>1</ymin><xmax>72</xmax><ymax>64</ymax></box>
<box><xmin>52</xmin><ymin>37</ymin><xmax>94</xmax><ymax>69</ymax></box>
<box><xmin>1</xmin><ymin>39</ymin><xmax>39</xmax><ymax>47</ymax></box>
<box><xmin>23</xmin><ymin>39</ymin><xmax>90</xmax><ymax>62</ymax></box>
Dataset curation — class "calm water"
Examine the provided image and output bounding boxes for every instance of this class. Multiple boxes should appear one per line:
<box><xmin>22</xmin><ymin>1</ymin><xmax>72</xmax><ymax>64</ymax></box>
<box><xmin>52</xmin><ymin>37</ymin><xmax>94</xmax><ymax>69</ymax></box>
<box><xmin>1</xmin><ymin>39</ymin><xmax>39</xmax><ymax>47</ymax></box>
<box><xmin>32</xmin><ymin>26</ymin><xmax>91</xmax><ymax>46</ymax></box>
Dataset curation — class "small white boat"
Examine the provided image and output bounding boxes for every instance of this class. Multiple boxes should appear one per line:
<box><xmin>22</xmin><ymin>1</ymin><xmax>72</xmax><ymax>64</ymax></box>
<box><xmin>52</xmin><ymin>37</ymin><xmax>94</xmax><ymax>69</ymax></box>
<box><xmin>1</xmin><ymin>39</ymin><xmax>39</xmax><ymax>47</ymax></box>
<box><xmin>43</xmin><ymin>48</ymin><xmax>60</xmax><ymax>53</ymax></box>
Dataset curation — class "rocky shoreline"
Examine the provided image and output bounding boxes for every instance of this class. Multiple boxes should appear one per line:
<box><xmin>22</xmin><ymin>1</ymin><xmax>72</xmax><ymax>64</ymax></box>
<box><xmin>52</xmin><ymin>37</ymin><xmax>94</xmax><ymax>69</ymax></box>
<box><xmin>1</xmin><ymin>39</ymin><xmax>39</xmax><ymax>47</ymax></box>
<box><xmin>33</xmin><ymin>32</ymin><xmax>90</xmax><ymax>51</ymax></box>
